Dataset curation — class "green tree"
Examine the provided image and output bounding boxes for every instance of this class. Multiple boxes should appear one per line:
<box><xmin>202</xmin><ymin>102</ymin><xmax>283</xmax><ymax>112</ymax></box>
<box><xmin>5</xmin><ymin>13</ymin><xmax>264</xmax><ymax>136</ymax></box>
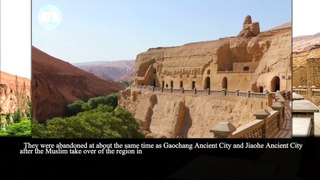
<box><xmin>32</xmin><ymin>105</ymin><xmax>143</xmax><ymax>138</ymax></box>
<box><xmin>32</xmin><ymin>122</ymin><xmax>48</xmax><ymax>138</ymax></box>
<box><xmin>6</xmin><ymin>118</ymin><xmax>31</xmax><ymax>136</ymax></box>
<box><xmin>87</xmin><ymin>93</ymin><xmax>118</xmax><ymax>110</ymax></box>
<box><xmin>105</xmin><ymin>93</ymin><xmax>119</xmax><ymax>109</ymax></box>
<box><xmin>66</xmin><ymin>100</ymin><xmax>87</xmax><ymax>116</ymax></box>
<box><xmin>88</xmin><ymin>96</ymin><xmax>108</xmax><ymax>110</ymax></box>
<box><xmin>5</xmin><ymin>114</ymin><xmax>11</xmax><ymax>124</ymax></box>
<box><xmin>26</xmin><ymin>98</ymin><xmax>32</xmax><ymax>118</ymax></box>
<box><xmin>12</xmin><ymin>111</ymin><xmax>21</xmax><ymax>123</ymax></box>
<box><xmin>113</xmin><ymin>107</ymin><xmax>144</xmax><ymax>138</ymax></box>
<box><xmin>0</xmin><ymin>128</ymin><xmax>7</xmax><ymax>136</ymax></box>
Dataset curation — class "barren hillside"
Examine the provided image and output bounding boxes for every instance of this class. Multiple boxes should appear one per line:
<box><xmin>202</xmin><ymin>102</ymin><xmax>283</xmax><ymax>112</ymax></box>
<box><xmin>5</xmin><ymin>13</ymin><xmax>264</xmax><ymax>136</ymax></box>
<box><xmin>74</xmin><ymin>60</ymin><xmax>135</xmax><ymax>82</ymax></box>
<box><xmin>32</xmin><ymin>47</ymin><xmax>123</xmax><ymax>121</ymax></box>
<box><xmin>293</xmin><ymin>32</ymin><xmax>320</xmax><ymax>53</ymax></box>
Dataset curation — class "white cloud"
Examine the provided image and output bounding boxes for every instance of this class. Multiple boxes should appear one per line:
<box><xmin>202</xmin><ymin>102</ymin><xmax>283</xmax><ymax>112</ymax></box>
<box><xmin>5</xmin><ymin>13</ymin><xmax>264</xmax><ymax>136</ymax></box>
<box><xmin>1</xmin><ymin>0</ymin><xmax>31</xmax><ymax>79</ymax></box>
<box><xmin>293</xmin><ymin>0</ymin><xmax>320</xmax><ymax>37</ymax></box>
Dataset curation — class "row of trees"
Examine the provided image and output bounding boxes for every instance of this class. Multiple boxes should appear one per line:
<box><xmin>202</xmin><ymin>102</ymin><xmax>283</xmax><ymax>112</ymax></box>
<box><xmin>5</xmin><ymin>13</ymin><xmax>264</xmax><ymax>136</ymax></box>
<box><xmin>32</xmin><ymin>93</ymin><xmax>144</xmax><ymax>138</ymax></box>
<box><xmin>66</xmin><ymin>93</ymin><xmax>118</xmax><ymax>116</ymax></box>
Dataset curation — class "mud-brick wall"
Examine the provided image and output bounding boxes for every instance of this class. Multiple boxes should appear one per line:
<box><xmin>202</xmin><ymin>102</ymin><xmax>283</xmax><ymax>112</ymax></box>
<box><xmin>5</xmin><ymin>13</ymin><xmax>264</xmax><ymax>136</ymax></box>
<box><xmin>293</xmin><ymin>67</ymin><xmax>307</xmax><ymax>87</ymax></box>
<box><xmin>307</xmin><ymin>58</ymin><xmax>320</xmax><ymax>88</ymax></box>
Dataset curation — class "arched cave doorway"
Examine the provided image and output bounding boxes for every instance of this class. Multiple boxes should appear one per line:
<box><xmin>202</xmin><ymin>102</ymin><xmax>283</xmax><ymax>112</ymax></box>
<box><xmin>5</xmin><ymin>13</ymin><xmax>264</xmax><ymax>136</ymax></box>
<box><xmin>205</xmin><ymin>77</ymin><xmax>210</xmax><ymax>90</ymax></box>
<box><xmin>170</xmin><ymin>81</ymin><xmax>174</xmax><ymax>88</ymax></box>
<box><xmin>271</xmin><ymin>76</ymin><xmax>280</xmax><ymax>92</ymax></box>
<box><xmin>222</xmin><ymin>77</ymin><xmax>228</xmax><ymax>89</ymax></box>
<box><xmin>153</xmin><ymin>79</ymin><xmax>156</xmax><ymax>87</ymax></box>
<box><xmin>192</xmin><ymin>81</ymin><xmax>196</xmax><ymax>89</ymax></box>
<box><xmin>180</xmin><ymin>81</ymin><xmax>183</xmax><ymax>88</ymax></box>
<box><xmin>259</xmin><ymin>86</ymin><xmax>264</xmax><ymax>93</ymax></box>
<box><xmin>243</xmin><ymin>66</ymin><xmax>249</xmax><ymax>71</ymax></box>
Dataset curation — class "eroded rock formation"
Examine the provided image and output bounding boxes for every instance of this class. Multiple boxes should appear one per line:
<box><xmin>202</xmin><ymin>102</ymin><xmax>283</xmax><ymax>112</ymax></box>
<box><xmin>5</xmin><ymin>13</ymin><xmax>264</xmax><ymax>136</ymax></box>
<box><xmin>119</xmin><ymin>88</ymin><xmax>269</xmax><ymax>138</ymax></box>
<box><xmin>0</xmin><ymin>71</ymin><xmax>30</xmax><ymax>115</ymax></box>
<box><xmin>238</xmin><ymin>15</ymin><xmax>260</xmax><ymax>38</ymax></box>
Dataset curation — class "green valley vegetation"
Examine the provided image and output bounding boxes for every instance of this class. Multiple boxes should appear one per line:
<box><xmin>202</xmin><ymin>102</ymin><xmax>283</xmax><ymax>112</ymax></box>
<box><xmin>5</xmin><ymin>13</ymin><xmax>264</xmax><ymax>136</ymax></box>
<box><xmin>0</xmin><ymin>101</ymin><xmax>32</xmax><ymax>137</ymax></box>
<box><xmin>32</xmin><ymin>93</ymin><xmax>144</xmax><ymax>138</ymax></box>
<box><xmin>0</xmin><ymin>76</ymin><xmax>31</xmax><ymax>137</ymax></box>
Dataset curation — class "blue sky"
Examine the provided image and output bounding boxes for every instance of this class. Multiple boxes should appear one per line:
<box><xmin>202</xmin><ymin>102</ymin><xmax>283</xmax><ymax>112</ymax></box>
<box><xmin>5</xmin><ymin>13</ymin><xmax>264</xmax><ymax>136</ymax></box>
<box><xmin>32</xmin><ymin>0</ymin><xmax>291</xmax><ymax>63</ymax></box>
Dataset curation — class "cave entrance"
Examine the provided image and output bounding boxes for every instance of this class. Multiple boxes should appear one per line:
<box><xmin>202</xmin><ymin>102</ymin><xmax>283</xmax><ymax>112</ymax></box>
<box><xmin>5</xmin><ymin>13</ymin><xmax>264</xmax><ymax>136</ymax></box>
<box><xmin>259</xmin><ymin>86</ymin><xmax>264</xmax><ymax>93</ymax></box>
<box><xmin>153</xmin><ymin>79</ymin><xmax>156</xmax><ymax>87</ymax></box>
<box><xmin>192</xmin><ymin>81</ymin><xmax>196</xmax><ymax>89</ymax></box>
<box><xmin>243</xmin><ymin>66</ymin><xmax>249</xmax><ymax>71</ymax></box>
<box><xmin>222</xmin><ymin>77</ymin><xmax>228</xmax><ymax>89</ymax></box>
<box><xmin>271</xmin><ymin>76</ymin><xmax>280</xmax><ymax>92</ymax></box>
<box><xmin>162</xmin><ymin>81</ymin><xmax>164</xmax><ymax>88</ymax></box>
<box><xmin>205</xmin><ymin>77</ymin><xmax>210</xmax><ymax>90</ymax></box>
<box><xmin>180</xmin><ymin>81</ymin><xmax>183</xmax><ymax>88</ymax></box>
<box><xmin>170</xmin><ymin>81</ymin><xmax>174</xmax><ymax>88</ymax></box>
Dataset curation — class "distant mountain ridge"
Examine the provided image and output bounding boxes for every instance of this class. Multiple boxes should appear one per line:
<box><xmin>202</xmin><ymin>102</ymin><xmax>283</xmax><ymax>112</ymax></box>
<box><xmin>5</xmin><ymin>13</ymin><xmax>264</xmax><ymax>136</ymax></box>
<box><xmin>293</xmin><ymin>32</ymin><xmax>320</xmax><ymax>52</ymax></box>
<box><xmin>32</xmin><ymin>46</ymin><xmax>123</xmax><ymax>121</ymax></box>
<box><xmin>74</xmin><ymin>60</ymin><xmax>135</xmax><ymax>83</ymax></box>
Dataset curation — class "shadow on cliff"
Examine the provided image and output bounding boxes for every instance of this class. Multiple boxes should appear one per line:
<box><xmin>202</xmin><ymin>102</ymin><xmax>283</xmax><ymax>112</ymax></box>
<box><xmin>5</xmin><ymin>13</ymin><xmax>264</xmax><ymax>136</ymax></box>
<box><xmin>182</xmin><ymin>107</ymin><xmax>192</xmax><ymax>138</ymax></box>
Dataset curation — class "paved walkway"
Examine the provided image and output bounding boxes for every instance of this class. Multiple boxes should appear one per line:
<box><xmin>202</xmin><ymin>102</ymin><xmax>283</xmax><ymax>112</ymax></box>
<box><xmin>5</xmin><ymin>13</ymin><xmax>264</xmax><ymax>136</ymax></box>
<box><xmin>275</xmin><ymin>100</ymin><xmax>292</xmax><ymax>138</ymax></box>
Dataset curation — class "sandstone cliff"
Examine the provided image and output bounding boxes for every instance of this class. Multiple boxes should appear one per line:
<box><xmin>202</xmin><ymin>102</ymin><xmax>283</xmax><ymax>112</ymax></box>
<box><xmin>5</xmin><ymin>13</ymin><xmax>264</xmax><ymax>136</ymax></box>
<box><xmin>293</xmin><ymin>48</ymin><xmax>320</xmax><ymax>87</ymax></box>
<box><xmin>120</xmin><ymin>16</ymin><xmax>291</xmax><ymax>138</ymax></box>
<box><xmin>119</xmin><ymin>88</ymin><xmax>268</xmax><ymax>138</ymax></box>
<box><xmin>292</xmin><ymin>33</ymin><xmax>320</xmax><ymax>105</ymax></box>
<box><xmin>32</xmin><ymin>47</ymin><xmax>123</xmax><ymax>121</ymax></box>
<box><xmin>0</xmin><ymin>71</ymin><xmax>30</xmax><ymax>115</ymax></box>
<box><xmin>292</xmin><ymin>32</ymin><xmax>320</xmax><ymax>87</ymax></box>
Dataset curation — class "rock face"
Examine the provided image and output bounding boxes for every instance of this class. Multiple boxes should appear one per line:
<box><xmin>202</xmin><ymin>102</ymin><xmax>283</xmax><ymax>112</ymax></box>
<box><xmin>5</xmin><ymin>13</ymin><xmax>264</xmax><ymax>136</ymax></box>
<box><xmin>0</xmin><ymin>71</ymin><xmax>30</xmax><ymax>115</ymax></box>
<box><xmin>293</xmin><ymin>32</ymin><xmax>320</xmax><ymax>53</ymax></box>
<box><xmin>74</xmin><ymin>60</ymin><xmax>135</xmax><ymax>83</ymax></box>
<box><xmin>119</xmin><ymin>88</ymin><xmax>268</xmax><ymax>138</ymax></box>
<box><xmin>133</xmin><ymin>16</ymin><xmax>291</xmax><ymax>93</ymax></box>
<box><xmin>32</xmin><ymin>47</ymin><xmax>123</xmax><ymax>121</ymax></box>
<box><xmin>238</xmin><ymin>15</ymin><xmax>260</xmax><ymax>38</ymax></box>
<box><xmin>293</xmin><ymin>48</ymin><xmax>320</xmax><ymax>87</ymax></box>
<box><xmin>292</xmin><ymin>33</ymin><xmax>320</xmax><ymax>88</ymax></box>
<box><xmin>293</xmin><ymin>33</ymin><xmax>320</xmax><ymax>105</ymax></box>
